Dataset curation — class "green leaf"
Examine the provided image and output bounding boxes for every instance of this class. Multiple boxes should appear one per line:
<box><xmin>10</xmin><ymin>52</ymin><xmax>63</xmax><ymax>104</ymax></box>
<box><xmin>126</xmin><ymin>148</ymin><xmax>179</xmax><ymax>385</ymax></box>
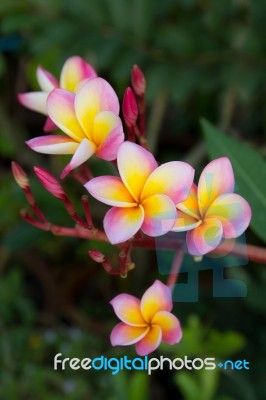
<box><xmin>129</xmin><ymin>372</ymin><xmax>149</xmax><ymax>400</ymax></box>
<box><xmin>175</xmin><ymin>372</ymin><xmax>199</xmax><ymax>400</ymax></box>
<box><xmin>201</xmin><ymin>118</ymin><xmax>266</xmax><ymax>243</ymax></box>
<box><xmin>208</xmin><ymin>331</ymin><xmax>246</xmax><ymax>357</ymax></box>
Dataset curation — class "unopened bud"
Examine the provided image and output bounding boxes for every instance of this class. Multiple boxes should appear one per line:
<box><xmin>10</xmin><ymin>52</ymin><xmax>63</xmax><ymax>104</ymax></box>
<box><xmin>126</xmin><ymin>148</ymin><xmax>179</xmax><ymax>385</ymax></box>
<box><xmin>88</xmin><ymin>250</ymin><xmax>105</xmax><ymax>263</ymax></box>
<box><xmin>122</xmin><ymin>87</ymin><xmax>138</xmax><ymax>128</ymax></box>
<box><xmin>131</xmin><ymin>65</ymin><xmax>146</xmax><ymax>96</ymax></box>
<box><xmin>34</xmin><ymin>166</ymin><xmax>66</xmax><ymax>200</ymax></box>
<box><xmin>11</xmin><ymin>161</ymin><xmax>29</xmax><ymax>190</ymax></box>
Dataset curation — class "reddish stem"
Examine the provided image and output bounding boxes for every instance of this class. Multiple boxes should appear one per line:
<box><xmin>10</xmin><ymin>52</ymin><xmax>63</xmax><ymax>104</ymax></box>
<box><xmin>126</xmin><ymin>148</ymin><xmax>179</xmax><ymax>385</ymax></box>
<box><xmin>167</xmin><ymin>249</ymin><xmax>184</xmax><ymax>288</ymax></box>
<box><xmin>63</xmin><ymin>197</ymin><xmax>88</xmax><ymax>228</ymax></box>
<box><xmin>24</xmin><ymin>187</ymin><xmax>47</xmax><ymax>222</ymax></box>
<box><xmin>81</xmin><ymin>195</ymin><xmax>94</xmax><ymax>229</ymax></box>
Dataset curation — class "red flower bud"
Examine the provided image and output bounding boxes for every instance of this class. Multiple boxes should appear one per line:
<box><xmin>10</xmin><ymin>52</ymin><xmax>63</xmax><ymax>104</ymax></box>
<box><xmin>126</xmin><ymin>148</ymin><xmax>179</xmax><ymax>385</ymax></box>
<box><xmin>11</xmin><ymin>161</ymin><xmax>29</xmax><ymax>190</ymax></box>
<box><xmin>131</xmin><ymin>65</ymin><xmax>146</xmax><ymax>97</ymax></box>
<box><xmin>122</xmin><ymin>87</ymin><xmax>138</xmax><ymax>128</ymax></box>
<box><xmin>88</xmin><ymin>250</ymin><xmax>105</xmax><ymax>263</ymax></box>
<box><xmin>34</xmin><ymin>166</ymin><xmax>66</xmax><ymax>200</ymax></box>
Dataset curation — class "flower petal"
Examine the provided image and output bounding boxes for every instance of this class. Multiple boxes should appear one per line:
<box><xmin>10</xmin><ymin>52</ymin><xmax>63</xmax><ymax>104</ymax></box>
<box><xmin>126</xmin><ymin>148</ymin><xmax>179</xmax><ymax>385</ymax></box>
<box><xmin>85</xmin><ymin>176</ymin><xmax>136</xmax><ymax>207</ymax></box>
<box><xmin>43</xmin><ymin>117</ymin><xmax>58</xmax><ymax>132</ymax></box>
<box><xmin>186</xmin><ymin>217</ymin><xmax>223</xmax><ymax>256</ymax></box>
<box><xmin>47</xmin><ymin>89</ymin><xmax>86</xmax><ymax>142</ymax></box>
<box><xmin>152</xmin><ymin>311</ymin><xmax>182</xmax><ymax>344</ymax></box>
<box><xmin>110</xmin><ymin>294</ymin><xmax>146</xmax><ymax>326</ymax></box>
<box><xmin>117</xmin><ymin>142</ymin><xmax>158</xmax><ymax>202</ymax></box>
<box><xmin>37</xmin><ymin>66</ymin><xmax>58</xmax><ymax>92</ymax></box>
<box><xmin>205</xmin><ymin>193</ymin><xmax>252</xmax><ymax>238</ymax></box>
<box><xmin>176</xmin><ymin>183</ymin><xmax>200</xmax><ymax>219</ymax></box>
<box><xmin>141</xmin><ymin>194</ymin><xmax>177</xmax><ymax>236</ymax></box>
<box><xmin>110</xmin><ymin>323</ymin><xmax>149</xmax><ymax>346</ymax></box>
<box><xmin>198</xmin><ymin>157</ymin><xmax>235</xmax><ymax>217</ymax></box>
<box><xmin>75</xmin><ymin>77</ymin><xmax>119</xmax><ymax>137</ymax></box>
<box><xmin>18</xmin><ymin>92</ymin><xmax>48</xmax><ymax>115</ymax></box>
<box><xmin>141</xmin><ymin>280</ymin><xmax>172</xmax><ymax>323</ymax></box>
<box><xmin>60</xmin><ymin>56</ymin><xmax>97</xmax><ymax>92</ymax></box>
<box><xmin>141</xmin><ymin>161</ymin><xmax>195</xmax><ymax>204</ymax></box>
<box><xmin>93</xmin><ymin>111</ymin><xmax>124</xmax><ymax>160</ymax></box>
<box><xmin>96</xmin><ymin>122</ymin><xmax>124</xmax><ymax>160</ymax></box>
<box><xmin>135</xmin><ymin>325</ymin><xmax>162</xmax><ymax>356</ymax></box>
<box><xmin>26</xmin><ymin>135</ymin><xmax>78</xmax><ymax>154</ymax></box>
<box><xmin>60</xmin><ymin>138</ymin><xmax>96</xmax><ymax>179</ymax></box>
<box><xmin>104</xmin><ymin>206</ymin><xmax>144</xmax><ymax>244</ymax></box>
<box><xmin>91</xmin><ymin>111</ymin><xmax>121</xmax><ymax>146</ymax></box>
<box><xmin>172</xmin><ymin>210</ymin><xmax>201</xmax><ymax>232</ymax></box>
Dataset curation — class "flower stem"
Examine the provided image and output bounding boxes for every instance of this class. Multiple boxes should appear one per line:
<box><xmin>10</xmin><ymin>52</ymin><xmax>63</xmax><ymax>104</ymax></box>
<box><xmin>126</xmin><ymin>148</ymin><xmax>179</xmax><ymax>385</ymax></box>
<box><xmin>167</xmin><ymin>249</ymin><xmax>184</xmax><ymax>289</ymax></box>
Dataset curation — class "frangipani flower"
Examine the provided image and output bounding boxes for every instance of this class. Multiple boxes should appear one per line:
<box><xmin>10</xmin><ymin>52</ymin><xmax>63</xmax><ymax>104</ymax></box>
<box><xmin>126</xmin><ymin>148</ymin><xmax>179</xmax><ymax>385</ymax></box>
<box><xmin>172</xmin><ymin>157</ymin><xmax>252</xmax><ymax>256</ymax></box>
<box><xmin>110</xmin><ymin>280</ymin><xmax>182</xmax><ymax>356</ymax></box>
<box><xmin>26</xmin><ymin>77</ymin><xmax>125</xmax><ymax>178</ymax></box>
<box><xmin>18</xmin><ymin>56</ymin><xmax>97</xmax><ymax>131</ymax></box>
<box><xmin>85</xmin><ymin>142</ymin><xmax>194</xmax><ymax>244</ymax></box>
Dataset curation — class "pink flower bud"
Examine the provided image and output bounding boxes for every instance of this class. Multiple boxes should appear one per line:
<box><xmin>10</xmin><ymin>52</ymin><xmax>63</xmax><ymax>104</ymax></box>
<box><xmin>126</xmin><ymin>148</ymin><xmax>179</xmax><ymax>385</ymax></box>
<box><xmin>122</xmin><ymin>87</ymin><xmax>138</xmax><ymax>128</ymax></box>
<box><xmin>34</xmin><ymin>166</ymin><xmax>66</xmax><ymax>200</ymax></box>
<box><xmin>88</xmin><ymin>250</ymin><xmax>105</xmax><ymax>263</ymax></box>
<box><xmin>131</xmin><ymin>65</ymin><xmax>146</xmax><ymax>96</ymax></box>
<box><xmin>11</xmin><ymin>161</ymin><xmax>29</xmax><ymax>190</ymax></box>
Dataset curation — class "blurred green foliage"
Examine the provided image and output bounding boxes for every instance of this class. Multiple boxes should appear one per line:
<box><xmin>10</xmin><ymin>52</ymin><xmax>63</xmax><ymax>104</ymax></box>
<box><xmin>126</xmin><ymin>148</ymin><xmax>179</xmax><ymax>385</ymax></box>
<box><xmin>0</xmin><ymin>0</ymin><xmax>266</xmax><ymax>399</ymax></box>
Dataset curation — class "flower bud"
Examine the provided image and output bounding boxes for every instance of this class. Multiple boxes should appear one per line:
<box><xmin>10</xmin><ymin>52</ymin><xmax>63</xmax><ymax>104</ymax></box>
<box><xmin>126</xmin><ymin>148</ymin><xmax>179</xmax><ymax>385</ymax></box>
<box><xmin>131</xmin><ymin>65</ymin><xmax>146</xmax><ymax>96</ymax></box>
<box><xmin>88</xmin><ymin>250</ymin><xmax>105</xmax><ymax>263</ymax></box>
<box><xmin>34</xmin><ymin>166</ymin><xmax>66</xmax><ymax>200</ymax></box>
<box><xmin>11</xmin><ymin>161</ymin><xmax>29</xmax><ymax>190</ymax></box>
<box><xmin>122</xmin><ymin>87</ymin><xmax>138</xmax><ymax>128</ymax></box>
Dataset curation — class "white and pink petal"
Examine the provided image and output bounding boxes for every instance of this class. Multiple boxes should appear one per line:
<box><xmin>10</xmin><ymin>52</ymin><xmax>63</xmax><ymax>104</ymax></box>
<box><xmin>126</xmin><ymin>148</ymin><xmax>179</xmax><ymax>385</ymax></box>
<box><xmin>60</xmin><ymin>138</ymin><xmax>96</xmax><ymax>178</ymax></box>
<box><xmin>141</xmin><ymin>194</ymin><xmax>177</xmax><ymax>237</ymax></box>
<box><xmin>110</xmin><ymin>294</ymin><xmax>146</xmax><ymax>326</ymax></box>
<box><xmin>205</xmin><ymin>193</ymin><xmax>251</xmax><ymax>238</ymax></box>
<box><xmin>103</xmin><ymin>206</ymin><xmax>144</xmax><ymax>244</ymax></box>
<box><xmin>198</xmin><ymin>157</ymin><xmax>235</xmax><ymax>217</ymax></box>
<box><xmin>110</xmin><ymin>323</ymin><xmax>148</xmax><ymax>347</ymax></box>
<box><xmin>43</xmin><ymin>117</ymin><xmax>58</xmax><ymax>132</ymax></box>
<box><xmin>85</xmin><ymin>176</ymin><xmax>136</xmax><ymax>207</ymax></box>
<box><xmin>176</xmin><ymin>183</ymin><xmax>200</xmax><ymax>219</ymax></box>
<box><xmin>47</xmin><ymin>89</ymin><xmax>86</xmax><ymax>142</ymax></box>
<box><xmin>60</xmin><ymin>56</ymin><xmax>97</xmax><ymax>93</ymax></box>
<box><xmin>140</xmin><ymin>280</ymin><xmax>173</xmax><ymax>323</ymax></box>
<box><xmin>93</xmin><ymin>111</ymin><xmax>124</xmax><ymax>160</ymax></box>
<box><xmin>117</xmin><ymin>142</ymin><xmax>158</xmax><ymax>202</ymax></box>
<box><xmin>141</xmin><ymin>161</ymin><xmax>195</xmax><ymax>204</ymax></box>
<box><xmin>26</xmin><ymin>135</ymin><xmax>78</xmax><ymax>154</ymax></box>
<box><xmin>186</xmin><ymin>217</ymin><xmax>223</xmax><ymax>256</ymax></box>
<box><xmin>172</xmin><ymin>210</ymin><xmax>201</xmax><ymax>232</ymax></box>
<box><xmin>152</xmin><ymin>311</ymin><xmax>182</xmax><ymax>344</ymax></box>
<box><xmin>37</xmin><ymin>66</ymin><xmax>59</xmax><ymax>92</ymax></box>
<box><xmin>75</xmin><ymin>77</ymin><xmax>119</xmax><ymax>137</ymax></box>
<box><xmin>135</xmin><ymin>325</ymin><xmax>162</xmax><ymax>356</ymax></box>
<box><xmin>18</xmin><ymin>92</ymin><xmax>48</xmax><ymax>115</ymax></box>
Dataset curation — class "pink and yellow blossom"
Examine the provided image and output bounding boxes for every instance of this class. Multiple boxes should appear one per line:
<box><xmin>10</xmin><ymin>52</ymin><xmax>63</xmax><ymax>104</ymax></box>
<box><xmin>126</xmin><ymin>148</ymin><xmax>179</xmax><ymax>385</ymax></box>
<box><xmin>26</xmin><ymin>77</ymin><xmax>125</xmax><ymax>178</ymax></box>
<box><xmin>85</xmin><ymin>142</ymin><xmax>194</xmax><ymax>244</ymax></box>
<box><xmin>18</xmin><ymin>56</ymin><xmax>97</xmax><ymax>131</ymax></box>
<box><xmin>172</xmin><ymin>157</ymin><xmax>252</xmax><ymax>256</ymax></box>
<box><xmin>110</xmin><ymin>280</ymin><xmax>182</xmax><ymax>356</ymax></box>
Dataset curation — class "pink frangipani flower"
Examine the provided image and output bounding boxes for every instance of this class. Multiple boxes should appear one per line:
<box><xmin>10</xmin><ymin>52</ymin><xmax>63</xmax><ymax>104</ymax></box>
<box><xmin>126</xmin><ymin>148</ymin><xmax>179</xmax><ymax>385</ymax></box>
<box><xmin>172</xmin><ymin>157</ymin><xmax>252</xmax><ymax>256</ymax></box>
<box><xmin>18</xmin><ymin>56</ymin><xmax>97</xmax><ymax>131</ymax></box>
<box><xmin>85</xmin><ymin>142</ymin><xmax>194</xmax><ymax>244</ymax></box>
<box><xmin>26</xmin><ymin>77</ymin><xmax>125</xmax><ymax>178</ymax></box>
<box><xmin>110</xmin><ymin>280</ymin><xmax>182</xmax><ymax>356</ymax></box>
